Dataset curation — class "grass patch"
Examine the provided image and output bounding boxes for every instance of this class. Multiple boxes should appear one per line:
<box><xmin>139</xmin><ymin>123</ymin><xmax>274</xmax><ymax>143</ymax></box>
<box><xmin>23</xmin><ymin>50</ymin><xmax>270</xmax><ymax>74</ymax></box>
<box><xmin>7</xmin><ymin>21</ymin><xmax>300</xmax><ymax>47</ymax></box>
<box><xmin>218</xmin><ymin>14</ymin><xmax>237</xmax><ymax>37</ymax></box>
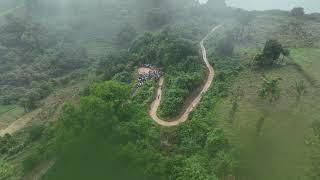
<box><xmin>216</xmin><ymin>64</ymin><xmax>319</xmax><ymax>180</ymax></box>
<box><xmin>0</xmin><ymin>105</ymin><xmax>16</xmax><ymax>115</ymax></box>
<box><xmin>0</xmin><ymin>105</ymin><xmax>24</xmax><ymax>126</ymax></box>
<box><xmin>290</xmin><ymin>48</ymin><xmax>320</xmax><ymax>82</ymax></box>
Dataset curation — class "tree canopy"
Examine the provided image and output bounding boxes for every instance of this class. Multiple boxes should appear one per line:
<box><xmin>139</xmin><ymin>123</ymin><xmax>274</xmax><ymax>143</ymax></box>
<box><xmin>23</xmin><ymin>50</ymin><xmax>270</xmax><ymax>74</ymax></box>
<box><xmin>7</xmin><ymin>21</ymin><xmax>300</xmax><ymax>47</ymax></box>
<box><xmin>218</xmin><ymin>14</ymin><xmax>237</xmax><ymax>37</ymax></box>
<box><xmin>254</xmin><ymin>40</ymin><xmax>287</xmax><ymax>66</ymax></box>
<box><xmin>290</xmin><ymin>7</ymin><xmax>305</xmax><ymax>17</ymax></box>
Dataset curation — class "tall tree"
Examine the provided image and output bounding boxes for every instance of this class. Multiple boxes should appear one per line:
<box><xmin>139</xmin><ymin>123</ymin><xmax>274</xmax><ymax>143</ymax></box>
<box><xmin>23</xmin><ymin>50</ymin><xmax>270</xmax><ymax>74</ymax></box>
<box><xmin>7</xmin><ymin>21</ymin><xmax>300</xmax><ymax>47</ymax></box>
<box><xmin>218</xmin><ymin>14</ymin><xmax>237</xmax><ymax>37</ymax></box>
<box><xmin>290</xmin><ymin>7</ymin><xmax>305</xmax><ymax>17</ymax></box>
<box><xmin>254</xmin><ymin>40</ymin><xmax>285</xmax><ymax>66</ymax></box>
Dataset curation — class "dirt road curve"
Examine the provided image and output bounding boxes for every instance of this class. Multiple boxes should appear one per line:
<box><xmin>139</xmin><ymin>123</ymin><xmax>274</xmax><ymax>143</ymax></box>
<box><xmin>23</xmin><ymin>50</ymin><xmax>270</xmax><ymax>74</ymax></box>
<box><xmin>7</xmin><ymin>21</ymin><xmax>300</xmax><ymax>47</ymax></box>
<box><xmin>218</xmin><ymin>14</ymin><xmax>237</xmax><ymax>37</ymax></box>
<box><xmin>149</xmin><ymin>25</ymin><xmax>222</xmax><ymax>127</ymax></box>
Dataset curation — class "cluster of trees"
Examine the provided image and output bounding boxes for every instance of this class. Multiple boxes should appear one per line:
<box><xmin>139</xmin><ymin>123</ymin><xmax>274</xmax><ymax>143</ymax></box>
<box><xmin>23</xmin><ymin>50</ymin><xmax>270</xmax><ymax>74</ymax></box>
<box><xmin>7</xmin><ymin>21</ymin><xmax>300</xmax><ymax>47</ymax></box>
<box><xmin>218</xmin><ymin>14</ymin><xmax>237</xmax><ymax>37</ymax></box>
<box><xmin>169</xmin><ymin>53</ymin><xmax>242</xmax><ymax>179</ymax></box>
<box><xmin>159</xmin><ymin>64</ymin><xmax>206</xmax><ymax>118</ymax></box>
<box><xmin>0</xmin><ymin>134</ymin><xmax>23</xmax><ymax>156</ymax></box>
<box><xmin>0</xmin><ymin>16</ymin><xmax>88</xmax><ymax>109</ymax></box>
<box><xmin>5</xmin><ymin>28</ymin><xmax>242</xmax><ymax>176</ymax></box>
<box><xmin>130</xmin><ymin>31</ymin><xmax>206</xmax><ymax>118</ymax></box>
<box><xmin>130</xmin><ymin>31</ymin><xmax>198</xmax><ymax>67</ymax></box>
<box><xmin>290</xmin><ymin>7</ymin><xmax>305</xmax><ymax>17</ymax></box>
<box><xmin>0</xmin><ymin>123</ymin><xmax>46</xmax><ymax>159</ymax></box>
<box><xmin>254</xmin><ymin>40</ymin><xmax>290</xmax><ymax>66</ymax></box>
<box><xmin>31</xmin><ymin>78</ymin><xmax>235</xmax><ymax>180</ymax></box>
<box><xmin>229</xmin><ymin>87</ymin><xmax>243</xmax><ymax>122</ymax></box>
<box><xmin>0</xmin><ymin>158</ymin><xmax>13</xmax><ymax>179</ymax></box>
<box><xmin>258</xmin><ymin>77</ymin><xmax>309</xmax><ymax>105</ymax></box>
<box><xmin>43</xmin><ymin>81</ymin><xmax>166</xmax><ymax>179</ymax></box>
<box><xmin>0</xmin><ymin>0</ymin><xmax>261</xmax><ymax>178</ymax></box>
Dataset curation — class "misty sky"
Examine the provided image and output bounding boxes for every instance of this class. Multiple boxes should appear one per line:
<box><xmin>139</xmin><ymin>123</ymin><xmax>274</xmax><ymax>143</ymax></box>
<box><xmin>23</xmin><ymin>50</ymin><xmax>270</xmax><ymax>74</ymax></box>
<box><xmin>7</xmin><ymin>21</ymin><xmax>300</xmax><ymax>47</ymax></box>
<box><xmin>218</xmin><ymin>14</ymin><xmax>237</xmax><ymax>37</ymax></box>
<box><xmin>199</xmin><ymin>0</ymin><xmax>320</xmax><ymax>13</ymax></box>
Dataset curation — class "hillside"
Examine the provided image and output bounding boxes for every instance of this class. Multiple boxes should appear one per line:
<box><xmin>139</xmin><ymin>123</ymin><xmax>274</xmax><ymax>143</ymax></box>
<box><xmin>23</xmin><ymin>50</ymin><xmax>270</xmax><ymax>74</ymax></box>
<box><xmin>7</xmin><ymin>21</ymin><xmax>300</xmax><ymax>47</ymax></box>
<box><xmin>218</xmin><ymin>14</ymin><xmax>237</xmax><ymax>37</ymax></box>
<box><xmin>0</xmin><ymin>0</ymin><xmax>320</xmax><ymax>180</ymax></box>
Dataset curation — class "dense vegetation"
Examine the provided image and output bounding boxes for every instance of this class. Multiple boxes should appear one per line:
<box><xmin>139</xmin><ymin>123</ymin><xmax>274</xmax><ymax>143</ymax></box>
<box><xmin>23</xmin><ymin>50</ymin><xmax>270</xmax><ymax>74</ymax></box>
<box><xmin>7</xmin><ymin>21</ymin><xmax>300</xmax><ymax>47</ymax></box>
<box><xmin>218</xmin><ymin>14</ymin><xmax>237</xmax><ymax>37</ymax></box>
<box><xmin>131</xmin><ymin>31</ymin><xmax>207</xmax><ymax>118</ymax></box>
<box><xmin>0</xmin><ymin>15</ymin><xmax>88</xmax><ymax>112</ymax></box>
<box><xmin>28</xmin><ymin>78</ymin><xmax>234</xmax><ymax>180</ymax></box>
<box><xmin>0</xmin><ymin>0</ymin><xmax>320</xmax><ymax>180</ymax></box>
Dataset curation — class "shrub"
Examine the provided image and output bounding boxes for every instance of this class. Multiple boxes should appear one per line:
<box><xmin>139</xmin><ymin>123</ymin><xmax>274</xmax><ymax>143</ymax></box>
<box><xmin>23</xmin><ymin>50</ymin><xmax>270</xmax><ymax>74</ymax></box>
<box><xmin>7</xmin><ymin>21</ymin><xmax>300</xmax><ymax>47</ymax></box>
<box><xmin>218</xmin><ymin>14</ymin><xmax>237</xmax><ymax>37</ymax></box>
<box><xmin>290</xmin><ymin>7</ymin><xmax>305</xmax><ymax>16</ymax></box>
<box><xmin>254</xmin><ymin>40</ymin><xmax>284</xmax><ymax>66</ymax></box>
<box><xmin>205</xmin><ymin>128</ymin><xmax>230</xmax><ymax>157</ymax></box>
<box><xmin>0</xmin><ymin>159</ymin><xmax>13</xmax><ymax>179</ymax></box>
<box><xmin>28</xmin><ymin>124</ymin><xmax>45</xmax><ymax>142</ymax></box>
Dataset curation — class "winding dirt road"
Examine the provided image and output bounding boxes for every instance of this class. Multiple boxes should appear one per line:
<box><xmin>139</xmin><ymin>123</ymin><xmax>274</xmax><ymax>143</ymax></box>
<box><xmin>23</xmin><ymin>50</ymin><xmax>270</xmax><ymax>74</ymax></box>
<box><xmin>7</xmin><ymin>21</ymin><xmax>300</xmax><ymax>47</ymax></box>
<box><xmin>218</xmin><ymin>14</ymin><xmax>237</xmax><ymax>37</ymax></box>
<box><xmin>149</xmin><ymin>25</ymin><xmax>222</xmax><ymax>126</ymax></box>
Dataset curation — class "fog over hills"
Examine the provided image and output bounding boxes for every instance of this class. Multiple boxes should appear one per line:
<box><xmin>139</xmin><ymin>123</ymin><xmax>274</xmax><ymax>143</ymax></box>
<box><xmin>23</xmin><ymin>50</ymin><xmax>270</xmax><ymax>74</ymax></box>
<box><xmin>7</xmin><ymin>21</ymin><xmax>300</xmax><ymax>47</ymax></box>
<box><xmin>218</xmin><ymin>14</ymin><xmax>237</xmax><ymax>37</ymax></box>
<box><xmin>199</xmin><ymin>0</ymin><xmax>320</xmax><ymax>13</ymax></box>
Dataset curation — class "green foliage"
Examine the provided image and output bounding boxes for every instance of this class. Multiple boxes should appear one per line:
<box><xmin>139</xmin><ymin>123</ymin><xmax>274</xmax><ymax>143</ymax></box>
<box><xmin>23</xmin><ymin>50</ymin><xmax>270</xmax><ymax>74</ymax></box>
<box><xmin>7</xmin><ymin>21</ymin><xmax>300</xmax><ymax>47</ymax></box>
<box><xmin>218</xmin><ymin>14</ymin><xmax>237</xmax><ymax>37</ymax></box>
<box><xmin>19</xmin><ymin>90</ymin><xmax>40</xmax><ymax>112</ymax></box>
<box><xmin>292</xmin><ymin>80</ymin><xmax>307</xmax><ymax>102</ymax></box>
<box><xmin>0</xmin><ymin>16</ymin><xmax>88</xmax><ymax>106</ymax></box>
<box><xmin>28</xmin><ymin>124</ymin><xmax>45</xmax><ymax>142</ymax></box>
<box><xmin>130</xmin><ymin>31</ymin><xmax>198</xmax><ymax>67</ymax></box>
<box><xmin>22</xmin><ymin>151</ymin><xmax>42</xmax><ymax>173</ymax></box>
<box><xmin>263</xmin><ymin>40</ymin><xmax>283</xmax><ymax>60</ymax></box>
<box><xmin>258</xmin><ymin>76</ymin><xmax>281</xmax><ymax>103</ymax></box>
<box><xmin>0</xmin><ymin>132</ymin><xmax>26</xmax><ymax>158</ymax></box>
<box><xmin>45</xmin><ymin>80</ymin><xmax>168</xmax><ymax>179</ymax></box>
<box><xmin>45</xmin><ymin>77</ymin><xmax>235</xmax><ymax>179</ymax></box>
<box><xmin>97</xmin><ymin>50</ymin><xmax>134</xmax><ymax>82</ymax></box>
<box><xmin>133</xmin><ymin>81</ymin><xmax>156</xmax><ymax>107</ymax></box>
<box><xmin>0</xmin><ymin>134</ymin><xmax>18</xmax><ymax>155</ymax></box>
<box><xmin>282</xmin><ymin>48</ymin><xmax>290</xmax><ymax>57</ymax></box>
<box><xmin>90</xmin><ymin>81</ymin><xmax>130</xmax><ymax>105</ymax></box>
<box><xmin>254</xmin><ymin>40</ymin><xmax>286</xmax><ymax>66</ymax></box>
<box><xmin>210</xmin><ymin>151</ymin><xmax>235</xmax><ymax>178</ymax></box>
<box><xmin>130</xmin><ymin>31</ymin><xmax>206</xmax><ymax>118</ymax></box>
<box><xmin>171</xmin><ymin>155</ymin><xmax>214</xmax><ymax>180</ymax></box>
<box><xmin>309</xmin><ymin>120</ymin><xmax>320</xmax><ymax>179</ymax></box>
<box><xmin>177</xmin><ymin>118</ymin><xmax>210</xmax><ymax>154</ymax></box>
<box><xmin>205</xmin><ymin>129</ymin><xmax>230</xmax><ymax>157</ymax></box>
<box><xmin>159</xmin><ymin>68</ymin><xmax>205</xmax><ymax>118</ymax></box>
<box><xmin>0</xmin><ymin>159</ymin><xmax>13</xmax><ymax>179</ymax></box>
<box><xmin>229</xmin><ymin>87</ymin><xmax>243</xmax><ymax>122</ymax></box>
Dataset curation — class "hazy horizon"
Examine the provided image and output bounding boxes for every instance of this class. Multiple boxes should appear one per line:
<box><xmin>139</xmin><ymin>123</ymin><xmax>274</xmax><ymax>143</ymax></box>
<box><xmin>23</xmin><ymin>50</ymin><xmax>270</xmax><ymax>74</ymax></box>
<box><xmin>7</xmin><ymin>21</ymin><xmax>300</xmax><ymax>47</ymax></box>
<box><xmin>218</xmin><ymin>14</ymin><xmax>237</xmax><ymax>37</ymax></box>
<box><xmin>199</xmin><ymin>0</ymin><xmax>320</xmax><ymax>13</ymax></box>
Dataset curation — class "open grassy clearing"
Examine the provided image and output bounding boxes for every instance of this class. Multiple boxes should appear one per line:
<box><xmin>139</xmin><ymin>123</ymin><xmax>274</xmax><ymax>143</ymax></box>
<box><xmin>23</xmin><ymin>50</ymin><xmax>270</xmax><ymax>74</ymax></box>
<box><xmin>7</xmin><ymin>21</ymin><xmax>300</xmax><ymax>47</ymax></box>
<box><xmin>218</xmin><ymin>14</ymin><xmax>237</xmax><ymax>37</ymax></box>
<box><xmin>205</xmin><ymin>17</ymin><xmax>320</xmax><ymax>178</ymax></box>
<box><xmin>0</xmin><ymin>105</ymin><xmax>16</xmax><ymax>115</ymax></box>
<box><xmin>290</xmin><ymin>48</ymin><xmax>320</xmax><ymax>82</ymax></box>
<box><xmin>210</xmin><ymin>50</ymin><xmax>320</xmax><ymax>179</ymax></box>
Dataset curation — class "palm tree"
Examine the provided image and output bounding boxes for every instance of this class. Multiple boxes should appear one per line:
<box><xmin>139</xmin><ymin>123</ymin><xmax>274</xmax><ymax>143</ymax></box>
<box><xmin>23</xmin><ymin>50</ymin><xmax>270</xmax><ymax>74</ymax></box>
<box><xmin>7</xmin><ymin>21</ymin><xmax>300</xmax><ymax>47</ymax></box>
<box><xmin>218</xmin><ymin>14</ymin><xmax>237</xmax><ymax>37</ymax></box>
<box><xmin>229</xmin><ymin>87</ymin><xmax>243</xmax><ymax>123</ymax></box>
<box><xmin>293</xmin><ymin>80</ymin><xmax>307</xmax><ymax>102</ymax></box>
<box><xmin>258</xmin><ymin>76</ymin><xmax>281</xmax><ymax>104</ymax></box>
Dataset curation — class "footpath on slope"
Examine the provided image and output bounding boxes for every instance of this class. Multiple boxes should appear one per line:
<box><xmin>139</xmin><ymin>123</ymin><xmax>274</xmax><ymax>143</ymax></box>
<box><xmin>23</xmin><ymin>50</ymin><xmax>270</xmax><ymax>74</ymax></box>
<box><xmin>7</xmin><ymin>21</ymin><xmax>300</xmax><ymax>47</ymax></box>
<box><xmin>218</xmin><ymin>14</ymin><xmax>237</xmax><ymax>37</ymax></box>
<box><xmin>149</xmin><ymin>25</ymin><xmax>222</xmax><ymax>127</ymax></box>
